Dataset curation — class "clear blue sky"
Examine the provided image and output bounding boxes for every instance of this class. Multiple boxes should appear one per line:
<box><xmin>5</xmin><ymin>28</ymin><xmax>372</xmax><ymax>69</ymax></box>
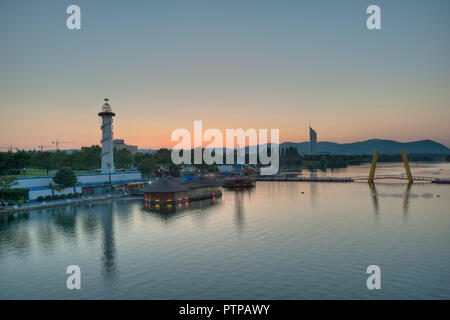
<box><xmin>1</xmin><ymin>0</ymin><xmax>449</xmax><ymax>149</ymax></box>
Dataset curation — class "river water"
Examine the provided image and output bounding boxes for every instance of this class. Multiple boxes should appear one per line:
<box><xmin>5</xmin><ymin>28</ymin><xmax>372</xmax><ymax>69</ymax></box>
<box><xmin>0</xmin><ymin>163</ymin><xmax>449</xmax><ymax>299</ymax></box>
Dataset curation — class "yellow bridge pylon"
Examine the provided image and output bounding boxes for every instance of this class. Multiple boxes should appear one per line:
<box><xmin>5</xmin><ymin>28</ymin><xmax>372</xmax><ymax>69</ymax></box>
<box><xmin>368</xmin><ymin>149</ymin><xmax>413</xmax><ymax>184</ymax></box>
<box><xmin>368</xmin><ymin>150</ymin><xmax>378</xmax><ymax>183</ymax></box>
<box><xmin>402</xmin><ymin>150</ymin><xmax>413</xmax><ymax>184</ymax></box>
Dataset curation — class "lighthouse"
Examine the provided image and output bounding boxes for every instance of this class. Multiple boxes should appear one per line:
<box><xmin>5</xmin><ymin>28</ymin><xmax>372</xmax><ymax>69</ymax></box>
<box><xmin>98</xmin><ymin>98</ymin><xmax>116</xmax><ymax>174</ymax></box>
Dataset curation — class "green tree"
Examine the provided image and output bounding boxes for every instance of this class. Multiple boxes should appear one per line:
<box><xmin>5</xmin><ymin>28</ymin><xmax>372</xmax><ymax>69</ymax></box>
<box><xmin>0</xmin><ymin>152</ymin><xmax>15</xmax><ymax>175</ymax></box>
<box><xmin>50</xmin><ymin>150</ymin><xmax>68</xmax><ymax>170</ymax></box>
<box><xmin>82</xmin><ymin>145</ymin><xmax>101</xmax><ymax>169</ymax></box>
<box><xmin>0</xmin><ymin>176</ymin><xmax>18</xmax><ymax>201</ymax></box>
<box><xmin>53</xmin><ymin>167</ymin><xmax>78</xmax><ymax>188</ymax></box>
<box><xmin>168</xmin><ymin>163</ymin><xmax>181</xmax><ymax>177</ymax></box>
<box><xmin>154</xmin><ymin>148</ymin><xmax>171</xmax><ymax>165</ymax></box>
<box><xmin>114</xmin><ymin>148</ymin><xmax>134</xmax><ymax>169</ymax></box>
<box><xmin>138</xmin><ymin>156</ymin><xmax>157</xmax><ymax>178</ymax></box>
<box><xmin>32</xmin><ymin>151</ymin><xmax>52</xmax><ymax>175</ymax></box>
<box><xmin>67</xmin><ymin>145</ymin><xmax>101</xmax><ymax>170</ymax></box>
<box><xmin>13</xmin><ymin>150</ymin><xmax>31</xmax><ymax>170</ymax></box>
<box><xmin>319</xmin><ymin>156</ymin><xmax>327</xmax><ymax>169</ymax></box>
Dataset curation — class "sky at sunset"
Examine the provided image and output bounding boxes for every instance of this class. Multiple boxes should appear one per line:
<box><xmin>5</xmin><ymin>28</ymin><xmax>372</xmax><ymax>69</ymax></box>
<box><xmin>1</xmin><ymin>0</ymin><xmax>449</xmax><ymax>150</ymax></box>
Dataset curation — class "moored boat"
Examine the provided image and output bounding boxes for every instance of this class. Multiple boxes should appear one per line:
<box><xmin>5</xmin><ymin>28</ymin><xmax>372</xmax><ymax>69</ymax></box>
<box><xmin>222</xmin><ymin>175</ymin><xmax>256</xmax><ymax>189</ymax></box>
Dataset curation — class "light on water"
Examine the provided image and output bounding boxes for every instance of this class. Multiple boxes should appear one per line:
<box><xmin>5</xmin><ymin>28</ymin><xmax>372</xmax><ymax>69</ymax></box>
<box><xmin>0</xmin><ymin>164</ymin><xmax>449</xmax><ymax>299</ymax></box>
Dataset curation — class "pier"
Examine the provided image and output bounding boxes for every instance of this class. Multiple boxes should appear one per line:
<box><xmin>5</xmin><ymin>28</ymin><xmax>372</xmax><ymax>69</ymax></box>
<box><xmin>257</xmin><ymin>150</ymin><xmax>448</xmax><ymax>184</ymax></box>
<box><xmin>258</xmin><ymin>174</ymin><xmax>448</xmax><ymax>183</ymax></box>
<box><xmin>257</xmin><ymin>176</ymin><xmax>353</xmax><ymax>182</ymax></box>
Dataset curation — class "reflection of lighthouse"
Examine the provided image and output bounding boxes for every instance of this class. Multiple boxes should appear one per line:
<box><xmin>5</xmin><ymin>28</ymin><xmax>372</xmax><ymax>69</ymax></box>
<box><xmin>98</xmin><ymin>98</ymin><xmax>115</xmax><ymax>174</ymax></box>
<box><xmin>100</xmin><ymin>202</ymin><xmax>116</xmax><ymax>280</ymax></box>
<box><xmin>234</xmin><ymin>191</ymin><xmax>244</xmax><ymax>232</ymax></box>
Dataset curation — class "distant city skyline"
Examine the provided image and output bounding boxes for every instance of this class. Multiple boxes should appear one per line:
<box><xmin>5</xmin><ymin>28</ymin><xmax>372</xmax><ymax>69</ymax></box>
<box><xmin>2</xmin><ymin>135</ymin><xmax>449</xmax><ymax>152</ymax></box>
<box><xmin>1</xmin><ymin>1</ymin><xmax>449</xmax><ymax>149</ymax></box>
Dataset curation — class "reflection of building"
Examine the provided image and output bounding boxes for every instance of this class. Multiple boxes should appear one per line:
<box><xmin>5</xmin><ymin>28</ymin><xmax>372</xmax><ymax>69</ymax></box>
<box><xmin>234</xmin><ymin>191</ymin><xmax>244</xmax><ymax>232</ymax></box>
<box><xmin>98</xmin><ymin>98</ymin><xmax>116</xmax><ymax>174</ymax></box>
<box><xmin>309</xmin><ymin>126</ymin><xmax>317</xmax><ymax>154</ymax></box>
<box><xmin>144</xmin><ymin>197</ymin><xmax>220</xmax><ymax>217</ymax></box>
<box><xmin>99</xmin><ymin>202</ymin><xmax>116</xmax><ymax>280</ymax></box>
<box><xmin>113</xmin><ymin>139</ymin><xmax>138</xmax><ymax>154</ymax></box>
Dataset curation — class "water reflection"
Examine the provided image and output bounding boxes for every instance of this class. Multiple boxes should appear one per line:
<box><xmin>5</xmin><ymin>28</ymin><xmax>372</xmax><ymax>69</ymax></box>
<box><xmin>234</xmin><ymin>191</ymin><xmax>244</xmax><ymax>232</ymax></box>
<box><xmin>99</xmin><ymin>202</ymin><xmax>117</xmax><ymax>281</ymax></box>
<box><xmin>310</xmin><ymin>183</ymin><xmax>318</xmax><ymax>207</ymax></box>
<box><xmin>1</xmin><ymin>179</ymin><xmax>449</xmax><ymax>299</ymax></box>
<box><xmin>52</xmin><ymin>206</ymin><xmax>77</xmax><ymax>237</ymax></box>
<box><xmin>35</xmin><ymin>210</ymin><xmax>57</xmax><ymax>249</ymax></box>
<box><xmin>142</xmin><ymin>197</ymin><xmax>221</xmax><ymax>222</ymax></box>
<box><xmin>229</xmin><ymin>188</ymin><xmax>254</xmax><ymax>233</ymax></box>
<box><xmin>403</xmin><ymin>183</ymin><xmax>413</xmax><ymax>221</ymax></box>
<box><xmin>368</xmin><ymin>183</ymin><xmax>379</xmax><ymax>218</ymax></box>
<box><xmin>368</xmin><ymin>182</ymin><xmax>415</xmax><ymax>221</ymax></box>
<box><xmin>0</xmin><ymin>212</ymin><xmax>31</xmax><ymax>258</ymax></box>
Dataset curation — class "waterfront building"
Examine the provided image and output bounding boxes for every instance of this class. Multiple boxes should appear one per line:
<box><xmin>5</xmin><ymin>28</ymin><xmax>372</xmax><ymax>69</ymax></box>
<box><xmin>182</xmin><ymin>176</ymin><xmax>222</xmax><ymax>200</ymax></box>
<box><xmin>181</xmin><ymin>165</ymin><xmax>196</xmax><ymax>174</ymax></box>
<box><xmin>14</xmin><ymin>171</ymin><xmax>143</xmax><ymax>201</ymax></box>
<box><xmin>309</xmin><ymin>126</ymin><xmax>317</xmax><ymax>154</ymax></box>
<box><xmin>98</xmin><ymin>98</ymin><xmax>115</xmax><ymax>174</ymax></box>
<box><xmin>217</xmin><ymin>164</ymin><xmax>233</xmax><ymax>174</ymax></box>
<box><xmin>143</xmin><ymin>179</ymin><xmax>190</xmax><ymax>204</ymax></box>
<box><xmin>143</xmin><ymin>176</ymin><xmax>222</xmax><ymax>204</ymax></box>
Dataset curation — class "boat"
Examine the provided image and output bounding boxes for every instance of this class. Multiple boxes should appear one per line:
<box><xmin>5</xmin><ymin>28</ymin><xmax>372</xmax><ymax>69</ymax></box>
<box><xmin>222</xmin><ymin>175</ymin><xmax>256</xmax><ymax>189</ymax></box>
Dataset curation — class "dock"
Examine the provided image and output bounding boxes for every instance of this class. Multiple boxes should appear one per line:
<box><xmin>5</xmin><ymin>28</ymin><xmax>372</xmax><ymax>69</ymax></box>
<box><xmin>257</xmin><ymin>176</ymin><xmax>353</xmax><ymax>182</ymax></box>
<box><xmin>432</xmin><ymin>178</ymin><xmax>450</xmax><ymax>184</ymax></box>
<box><xmin>257</xmin><ymin>175</ymin><xmax>450</xmax><ymax>183</ymax></box>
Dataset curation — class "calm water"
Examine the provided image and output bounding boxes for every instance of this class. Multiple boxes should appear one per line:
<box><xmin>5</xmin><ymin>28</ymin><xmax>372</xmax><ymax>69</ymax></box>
<box><xmin>1</xmin><ymin>163</ymin><xmax>450</xmax><ymax>299</ymax></box>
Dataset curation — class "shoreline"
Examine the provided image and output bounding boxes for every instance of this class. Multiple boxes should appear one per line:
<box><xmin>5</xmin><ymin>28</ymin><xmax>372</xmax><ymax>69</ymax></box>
<box><xmin>0</xmin><ymin>194</ymin><xmax>142</xmax><ymax>215</ymax></box>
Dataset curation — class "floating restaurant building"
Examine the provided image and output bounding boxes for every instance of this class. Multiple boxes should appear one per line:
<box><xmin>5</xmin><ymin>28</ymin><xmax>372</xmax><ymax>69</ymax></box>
<box><xmin>183</xmin><ymin>176</ymin><xmax>222</xmax><ymax>200</ymax></box>
<box><xmin>143</xmin><ymin>177</ymin><xmax>222</xmax><ymax>204</ymax></box>
<box><xmin>143</xmin><ymin>179</ymin><xmax>190</xmax><ymax>204</ymax></box>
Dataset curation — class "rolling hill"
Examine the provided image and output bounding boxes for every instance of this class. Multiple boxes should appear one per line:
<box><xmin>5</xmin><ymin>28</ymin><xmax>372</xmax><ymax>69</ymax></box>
<box><xmin>280</xmin><ymin>139</ymin><xmax>450</xmax><ymax>155</ymax></box>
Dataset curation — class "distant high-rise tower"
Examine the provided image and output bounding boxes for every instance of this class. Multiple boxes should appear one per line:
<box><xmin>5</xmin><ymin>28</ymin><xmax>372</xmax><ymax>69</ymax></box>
<box><xmin>98</xmin><ymin>98</ymin><xmax>115</xmax><ymax>174</ymax></box>
<box><xmin>309</xmin><ymin>126</ymin><xmax>317</xmax><ymax>154</ymax></box>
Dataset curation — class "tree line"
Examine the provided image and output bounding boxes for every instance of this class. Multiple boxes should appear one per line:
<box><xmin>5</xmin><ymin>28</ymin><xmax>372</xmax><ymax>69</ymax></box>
<box><xmin>1</xmin><ymin>146</ymin><xmax>446</xmax><ymax>177</ymax></box>
<box><xmin>279</xmin><ymin>147</ymin><xmax>446</xmax><ymax>170</ymax></box>
<box><xmin>0</xmin><ymin>146</ymin><xmax>184</xmax><ymax>178</ymax></box>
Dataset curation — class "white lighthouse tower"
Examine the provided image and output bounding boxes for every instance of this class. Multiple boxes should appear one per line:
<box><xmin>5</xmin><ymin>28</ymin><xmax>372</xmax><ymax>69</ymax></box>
<box><xmin>98</xmin><ymin>98</ymin><xmax>115</xmax><ymax>174</ymax></box>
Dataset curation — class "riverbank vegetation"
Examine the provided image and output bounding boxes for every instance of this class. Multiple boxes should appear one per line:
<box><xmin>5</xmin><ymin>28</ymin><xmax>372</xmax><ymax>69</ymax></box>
<box><xmin>0</xmin><ymin>146</ymin><xmax>141</xmax><ymax>176</ymax></box>
<box><xmin>0</xmin><ymin>147</ymin><xmax>447</xmax><ymax>178</ymax></box>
